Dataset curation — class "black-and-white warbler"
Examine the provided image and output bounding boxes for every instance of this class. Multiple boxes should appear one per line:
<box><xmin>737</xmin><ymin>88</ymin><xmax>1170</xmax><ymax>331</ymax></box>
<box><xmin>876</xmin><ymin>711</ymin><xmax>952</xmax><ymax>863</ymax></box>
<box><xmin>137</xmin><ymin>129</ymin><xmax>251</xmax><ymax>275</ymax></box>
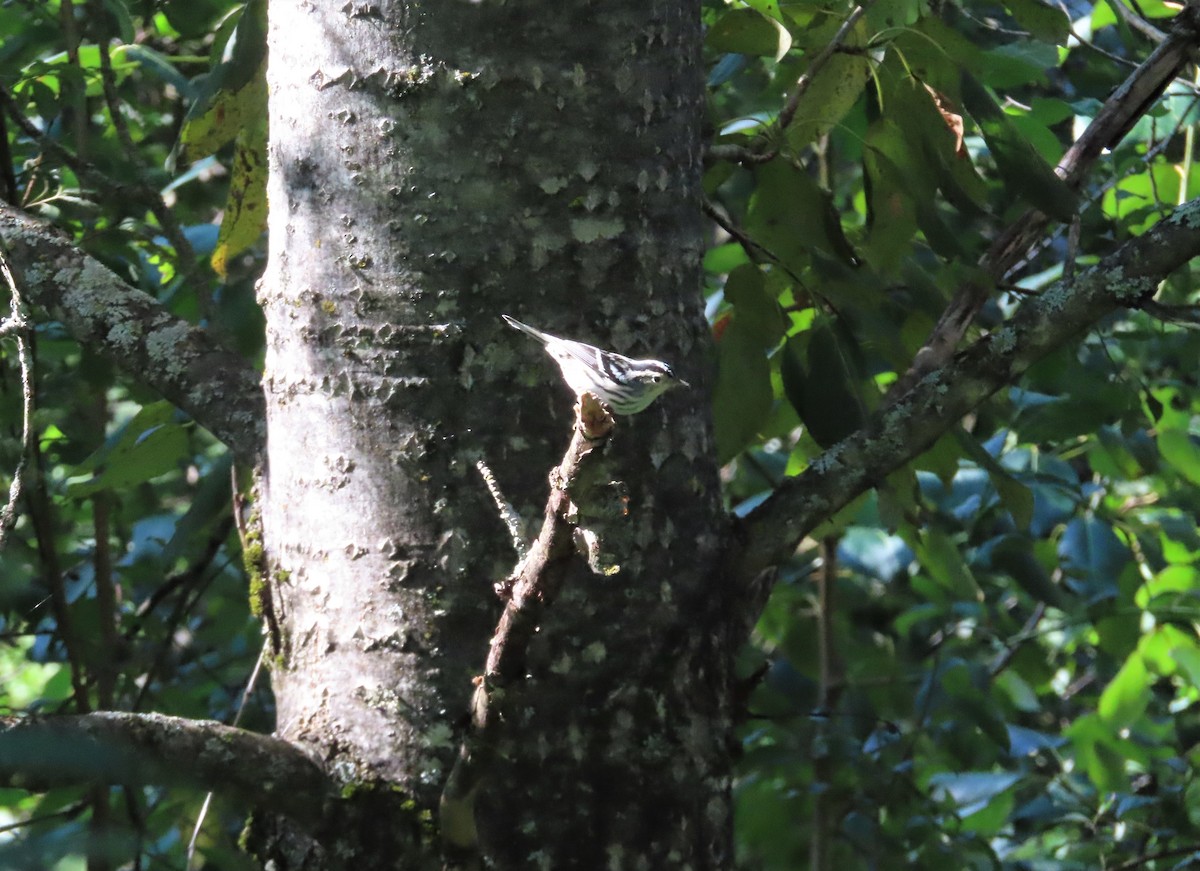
<box><xmin>503</xmin><ymin>315</ymin><xmax>687</xmax><ymax>415</ymax></box>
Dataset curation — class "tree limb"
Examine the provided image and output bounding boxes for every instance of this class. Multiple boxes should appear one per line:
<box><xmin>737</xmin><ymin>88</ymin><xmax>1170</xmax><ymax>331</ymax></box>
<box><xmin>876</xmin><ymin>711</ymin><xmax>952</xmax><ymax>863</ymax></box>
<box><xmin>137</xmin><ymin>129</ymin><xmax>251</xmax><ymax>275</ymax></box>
<box><xmin>0</xmin><ymin>204</ymin><xmax>265</xmax><ymax>462</ymax></box>
<box><xmin>732</xmin><ymin>196</ymin><xmax>1200</xmax><ymax>633</ymax></box>
<box><xmin>0</xmin><ymin>712</ymin><xmax>333</xmax><ymax>827</ymax></box>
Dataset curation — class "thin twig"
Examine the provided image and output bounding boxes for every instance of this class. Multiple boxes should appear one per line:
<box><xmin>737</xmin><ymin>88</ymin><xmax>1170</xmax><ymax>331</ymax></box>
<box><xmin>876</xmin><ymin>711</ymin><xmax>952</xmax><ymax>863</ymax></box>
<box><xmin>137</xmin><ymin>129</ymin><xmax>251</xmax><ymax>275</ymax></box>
<box><xmin>123</xmin><ymin>514</ymin><xmax>235</xmax><ymax>641</ymax></box>
<box><xmin>23</xmin><ymin>438</ymin><xmax>91</xmax><ymax>711</ymax></box>
<box><xmin>1068</xmin><ymin>21</ymin><xmax>1141</xmax><ymax>69</ymax></box>
<box><xmin>91</xmin><ymin>489</ymin><xmax>118</xmax><ymax>709</ymax></box>
<box><xmin>1137</xmin><ymin>299</ymin><xmax>1200</xmax><ymax>327</ymax></box>
<box><xmin>131</xmin><ymin>567</ymin><xmax>223</xmax><ymax>713</ymax></box>
<box><xmin>1105</xmin><ymin>0</ymin><xmax>1168</xmax><ymax>43</ymax></box>
<box><xmin>0</xmin><ymin>251</ymin><xmax>32</xmax><ymax>549</ymax></box>
<box><xmin>1111</xmin><ymin>844</ymin><xmax>1200</xmax><ymax>871</ymax></box>
<box><xmin>988</xmin><ymin>602</ymin><xmax>1046</xmax><ymax>678</ymax></box>
<box><xmin>1010</xmin><ymin>94</ymin><xmax>1199</xmax><ymax>276</ymax></box>
<box><xmin>187</xmin><ymin>645</ymin><xmax>266</xmax><ymax>867</ymax></box>
<box><xmin>476</xmin><ymin>459</ymin><xmax>527</xmax><ymax>560</ymax></box>
<box><xmin>778</xmin><ymin>3</ymin><xmax>872</xmax><ymax>135</ymax></box>
<box><xmin>702</xmin><ymin>197</ymin><xmax>810</xmax><ymax>293</ymax></box>
<box><xmin>809</xmin><ymin>535</ymin><xmax>844</xmax><ymax>871</ymax></box>
<box><xmin>88</xmin><ymin>0</ymin><xmax>137</xmax><ymax>156</ymax></box>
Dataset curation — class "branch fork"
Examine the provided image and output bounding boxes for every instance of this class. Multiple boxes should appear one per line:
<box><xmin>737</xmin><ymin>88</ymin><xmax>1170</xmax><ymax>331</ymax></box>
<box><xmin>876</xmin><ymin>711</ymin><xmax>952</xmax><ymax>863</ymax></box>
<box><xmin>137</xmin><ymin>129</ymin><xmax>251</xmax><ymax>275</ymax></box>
<box><xmin>441</xmin><ymin>392</ymin><xmax>625</xmax><ymax>866</ymax></box>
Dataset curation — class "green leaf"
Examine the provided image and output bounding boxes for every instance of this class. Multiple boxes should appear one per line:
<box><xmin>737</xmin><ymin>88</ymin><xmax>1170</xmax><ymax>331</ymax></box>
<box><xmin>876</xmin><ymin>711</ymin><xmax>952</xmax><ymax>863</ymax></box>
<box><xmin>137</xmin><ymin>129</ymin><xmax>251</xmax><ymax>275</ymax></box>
<box><xmin>1098</xmin><ymin>652</ymin><xmax>1149</xmax><ymax>727</ymax></box>
<box><xmin>785</xmin><ymin>49</ymin><xmax>873</xmax><ymax>151</ymax></box>
<box><xmin>863</xmin><ymin>129</ymin><xmax>919</xmax><ymax>272</ymax></box>
<box><xmin>885</xmin><ymin>75</ymin><xmax>989</xmax><ymax>219</ymax></box>
<box><xmin>959</xmin><ymin>71</ymin><xmax>1076</xmax><ymax>221</ymax></box>
<box><xmin>779</xmin><ymin>321</ymin><xmax>867</xmax><ymax>449</ymax></box>
<box><xmin>124</xmin><ymin>44</ymin><xmax>196</xmax><ymax>99</ymax></box>
<box><xmin>1135</xmin><ymin>564</ymin><xmax>1199</xmax><ymax>609</ymax></box>
<box><xmin>1090</xmin><ymin>426</ymin><xmax>1143</xmax><ymax>479</ymax></box>
<box><xmin>783</xmin><ymin>18</ymin><xmax>872</xmax><ymax>151</ymax></box>
<box><xmin>1158</xmin><ymin>428</ymin><xmax>1200</xmax><ymax>486</ymax></box>
<box><xmin>1172</xmin><ymin>638</ymin><xmax>1200</xmax><ymax>693</ymax></box>
<box><xmin>703</xmin><ymin>242</ymin><xmax>750</xmax><ymax>275</ymax></box>
<box><xmin>713</xmin><ymin>320</ymin><xmax>773</xmax><ymax>463</ymax></box>
<box><xmin>1002</xmin><ymin>0</ymin><xmax>1069</xmax><ymax>44</ymax></box>
<box><xmin>161</xmin><ymin>454</ymin><xmax>235</xmax><ymax>567</ymax></box>
<box><xmin>723</xmin><ymin>265</ymin><xmax>786</xmax><ymax>347</ymax></box>
<box><xmin>746</xmin><ymin>161</ymin><xmax>858</xmax><ymax>273</ymax></box>
<box><xmin>977</xmin><ymin>42</ymin><xmax>1058</xmax><ymax>89</ymax></box>
<box><xmin>67</xmin><ymin>402</ymin><xmax>189</xmax><ymax>498</ymax></box>
<box><xmin>27</xmin><ymin>44</ymin><xmax>139</xmax><ymax>97</ymax></box>
<box><xmin>1068</xmin><ymin>713</ymin><xmax>1129</xmax><ymax>793</ymax></box>
<box><xmin>955</xmin><ymin>432</ymin><xmax>1033</xmax><ymax>529</ymax></box>
<box><xmin>914</xmin><ymin>527</ymin><xmax>981</xmax><ymax>600</ymax></box>
<box><xmin>866</xmin><ymin>0</ymin><xmax>920</xmax><ymax>30</ymax></box>
<box><xmin>177</xmin><ymin>0</ymin><xmax>267</xmax><ymax>162</ymax></box>
<box><xmin>1058</xmin><ymin>516</ymin><xmax>1129</xmax><ymax>593</ymax></box>
<box><xmin>706</xmin><ymin>9</ymin><xmax>787</xmax><ymax>57</ymax></box>
<box><xmin>986</xmin><ymin>533</ymin><xmax>1066</xmax><ymax>607</ymax></box>
<box><xmin>212</xmin><ymin>119</ymin><xmax>268</xmax><ymax>276</ymax></box>
<box><xmin>1137</xmin><ymin>624</ymin><xmax>1191</xmax><ymax>675</ymax></box>
<box><xmin>102</xmin><ymin>0</ymin><xmax>137</xmax><ymax>44</ymax></box>
<box><xmin>928</xmin><ymin>771</ymin><xmax>1020</xmax><ymax>816</ymax></box>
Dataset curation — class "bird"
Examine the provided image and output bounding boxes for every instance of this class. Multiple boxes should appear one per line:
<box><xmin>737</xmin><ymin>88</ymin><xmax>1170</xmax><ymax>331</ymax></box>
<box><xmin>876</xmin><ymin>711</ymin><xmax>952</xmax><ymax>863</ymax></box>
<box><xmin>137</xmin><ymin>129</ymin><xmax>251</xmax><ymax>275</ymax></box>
<box><xmin>502</xmin><ymin>315</ymin><xmax>687</xmax><ymax>414</ymax></box>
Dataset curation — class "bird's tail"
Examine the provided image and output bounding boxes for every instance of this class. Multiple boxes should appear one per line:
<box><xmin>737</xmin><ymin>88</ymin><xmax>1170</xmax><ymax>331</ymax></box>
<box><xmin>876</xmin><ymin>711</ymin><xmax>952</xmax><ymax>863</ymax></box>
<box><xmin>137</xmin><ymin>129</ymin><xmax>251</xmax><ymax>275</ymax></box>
<box><xmin>501</xmin><ymin>314</ymin><xmax>551</xmax><ymax>345</ymax></box>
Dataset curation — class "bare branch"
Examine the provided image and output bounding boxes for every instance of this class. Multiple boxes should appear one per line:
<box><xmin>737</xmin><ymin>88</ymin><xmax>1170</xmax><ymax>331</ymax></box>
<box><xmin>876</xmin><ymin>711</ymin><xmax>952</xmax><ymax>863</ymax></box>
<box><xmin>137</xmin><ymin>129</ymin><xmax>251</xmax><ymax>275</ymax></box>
<box><xmin>476</xmin><ymin>458</ymin><xmax>528</xmax><ymax>560</ymax></box>
<box><xmin>0</xmin><ymin>711</ymin><xmax>333</xmax><ymax>827</ymax></box>
<box><xmin>442</xmin><ymin>395</ymin><xmax>615</xmax><ymax>867</ymax></box>
<box><xmin>0</xmin><ymin>204</ymin><xmax>264</xmax><ymax>462</ymax></box>
<box><xmin>732</xmin><ymin>196</ymin><xmax>1200</xmax><ymax>634</ymax></box>
<box><xmin>1138</xmin><ymin>298</ymin><xmax>1200</xmax><ymax>327</ymax></box>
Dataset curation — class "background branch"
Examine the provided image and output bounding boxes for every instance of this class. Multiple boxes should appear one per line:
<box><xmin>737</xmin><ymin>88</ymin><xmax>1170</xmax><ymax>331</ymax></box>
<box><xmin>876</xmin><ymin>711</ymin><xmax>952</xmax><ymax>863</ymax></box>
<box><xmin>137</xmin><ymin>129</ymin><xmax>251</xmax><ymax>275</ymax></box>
<box><xmin>0</xmin><ymin>203</ymin><xmax>264</xmax><ymax>461</ymax></box>
<box><xmin>732</xmin><ymin>196</ymin><xmax>1200</xmax><ymax>633</ymax></box>
<box><xmin>895</xmin><ymin>3</ymin><xmax>1200</xmax><ymax>392</ymax></box>
<box><xmin>0</xmin><ymin>712</ymin><xmax>333</xmax><ymax>828</ymax></box>
<box><xmin>0</xmin><ymin>249</ymin><xmax>32</xmax><ymax>547</ymax></box>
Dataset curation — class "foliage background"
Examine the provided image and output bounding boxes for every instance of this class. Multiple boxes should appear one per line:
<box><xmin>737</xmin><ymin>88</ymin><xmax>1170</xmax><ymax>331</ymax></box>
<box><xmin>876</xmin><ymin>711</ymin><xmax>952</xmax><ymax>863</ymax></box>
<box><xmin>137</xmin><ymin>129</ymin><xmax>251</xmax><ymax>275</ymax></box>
<box><xmin>0</xmin><ymin>0</ymin><xmax>1198</xmax><ymax>867</ymax></box>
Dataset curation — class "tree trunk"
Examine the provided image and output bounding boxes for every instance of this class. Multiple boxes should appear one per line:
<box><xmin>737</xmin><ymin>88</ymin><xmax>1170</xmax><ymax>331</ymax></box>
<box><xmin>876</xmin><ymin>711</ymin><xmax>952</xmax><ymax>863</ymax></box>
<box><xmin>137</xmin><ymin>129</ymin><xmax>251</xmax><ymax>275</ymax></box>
<box><xmin>257</xmin><ymin>0</ymin><xmax>727</xmax><ymax>866</ymax></box>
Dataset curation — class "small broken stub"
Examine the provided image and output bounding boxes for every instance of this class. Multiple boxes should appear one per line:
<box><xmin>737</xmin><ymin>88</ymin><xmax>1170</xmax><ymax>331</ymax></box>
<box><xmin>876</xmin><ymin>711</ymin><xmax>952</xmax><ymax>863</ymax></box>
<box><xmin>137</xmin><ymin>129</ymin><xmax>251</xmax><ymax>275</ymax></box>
<box><xmin>576</xmin><ymin>392</ymin><xmax>614</xmax><ymax>439</ymax></box>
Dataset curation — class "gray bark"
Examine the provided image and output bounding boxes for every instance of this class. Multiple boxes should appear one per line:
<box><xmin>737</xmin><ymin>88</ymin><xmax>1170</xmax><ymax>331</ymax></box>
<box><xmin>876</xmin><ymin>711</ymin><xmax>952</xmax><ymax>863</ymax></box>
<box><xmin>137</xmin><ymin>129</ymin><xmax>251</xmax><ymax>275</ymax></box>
<box><xmin>257</xmin><ymin>0</ymin><xmax>725</xmax><ymax>867</ymax></box>
<box><xmin>0</xmin><ymin>712</ymin><xmax>330</xmax><ymax>826</ymax></box>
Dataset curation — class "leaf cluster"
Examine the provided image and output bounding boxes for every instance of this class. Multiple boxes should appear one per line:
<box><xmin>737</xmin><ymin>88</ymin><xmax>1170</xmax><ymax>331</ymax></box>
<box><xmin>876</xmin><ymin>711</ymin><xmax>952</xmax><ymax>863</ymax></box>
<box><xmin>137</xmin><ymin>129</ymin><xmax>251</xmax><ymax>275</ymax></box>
<box><xmin>702</xmin><ymin>0</ymin><xmax>1200</xmax><ymax>866</ymax></box>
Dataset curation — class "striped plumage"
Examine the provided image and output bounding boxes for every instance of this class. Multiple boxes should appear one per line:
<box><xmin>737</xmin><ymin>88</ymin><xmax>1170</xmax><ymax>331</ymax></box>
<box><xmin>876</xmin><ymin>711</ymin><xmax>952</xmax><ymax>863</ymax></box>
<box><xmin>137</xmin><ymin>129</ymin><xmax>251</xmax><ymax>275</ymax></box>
<box><xmin>503</xmin><ymin>315</ymin><xmax>686</xmax><ymax>415</ymax></box>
